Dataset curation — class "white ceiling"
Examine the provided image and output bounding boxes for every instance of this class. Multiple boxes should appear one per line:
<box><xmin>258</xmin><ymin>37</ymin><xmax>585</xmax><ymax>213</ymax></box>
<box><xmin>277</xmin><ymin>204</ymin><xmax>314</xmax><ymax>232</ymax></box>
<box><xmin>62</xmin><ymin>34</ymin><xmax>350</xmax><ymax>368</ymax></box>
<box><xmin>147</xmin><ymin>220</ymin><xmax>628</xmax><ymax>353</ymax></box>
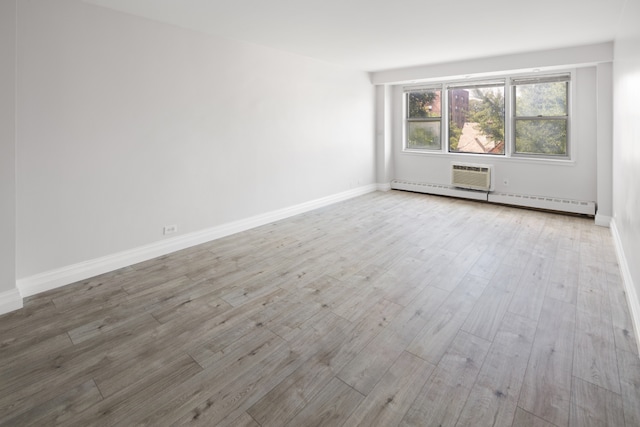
<box><xmin>82</xmin><ymin>0</ymin><xmax>627</xmax><ymax>72</ymax></box>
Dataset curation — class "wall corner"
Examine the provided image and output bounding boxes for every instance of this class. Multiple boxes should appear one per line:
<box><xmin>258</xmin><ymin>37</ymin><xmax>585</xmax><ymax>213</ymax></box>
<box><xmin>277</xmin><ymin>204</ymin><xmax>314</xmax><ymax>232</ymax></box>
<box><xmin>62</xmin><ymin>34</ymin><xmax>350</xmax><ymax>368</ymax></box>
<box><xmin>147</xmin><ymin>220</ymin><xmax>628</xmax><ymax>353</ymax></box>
<box><xmin>0</xmin><ymin>288</ymin><xmax>23</xmax><ymax>315</ymax></box>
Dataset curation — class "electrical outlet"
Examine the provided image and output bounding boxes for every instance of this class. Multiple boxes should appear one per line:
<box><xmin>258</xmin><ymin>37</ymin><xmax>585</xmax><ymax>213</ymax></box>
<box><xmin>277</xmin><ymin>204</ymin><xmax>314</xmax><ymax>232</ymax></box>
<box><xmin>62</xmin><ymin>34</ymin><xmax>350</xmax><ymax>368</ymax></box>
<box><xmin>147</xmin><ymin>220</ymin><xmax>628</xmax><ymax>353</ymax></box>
<box><xmin>163</xmin><ymin>224</ymin><xmax>178</xmax><ymax>235</ymax></box>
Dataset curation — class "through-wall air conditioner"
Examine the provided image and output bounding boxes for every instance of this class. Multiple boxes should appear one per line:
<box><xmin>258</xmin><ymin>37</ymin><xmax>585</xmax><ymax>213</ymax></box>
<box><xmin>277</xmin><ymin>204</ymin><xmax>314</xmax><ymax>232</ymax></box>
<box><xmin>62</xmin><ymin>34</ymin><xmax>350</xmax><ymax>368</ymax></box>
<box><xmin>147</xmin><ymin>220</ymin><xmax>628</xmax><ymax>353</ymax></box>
<box><xmin>451</xmin><ymin>163</ymin><xmax>492</xmax><ymax>191</ymax></box>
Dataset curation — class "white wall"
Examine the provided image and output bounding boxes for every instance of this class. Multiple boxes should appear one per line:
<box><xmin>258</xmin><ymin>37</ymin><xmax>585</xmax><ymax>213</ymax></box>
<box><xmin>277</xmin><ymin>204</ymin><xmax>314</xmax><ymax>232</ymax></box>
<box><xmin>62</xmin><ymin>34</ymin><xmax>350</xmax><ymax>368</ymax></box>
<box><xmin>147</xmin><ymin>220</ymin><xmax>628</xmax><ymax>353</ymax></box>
<box><xmin>371</xmin><ymin>43</ymin><xmax>613</xmax><ymax>85</ymax></box>
<box><xmin>388</xmin><ymin>67</ymin><xmax>598</xmax><ymax>202</ymax></box>
<box><xmin>612</xmin><ymin>0</ymin><xmax>640</xmax><ymax>330</ymax></box>
<box><xmin>0</xmin><ymin>1</ymin><xmax>21</xmax><ymax>311</ymax></box>
<box><xmin>375</xmin><ymin>85</ymin><xmax>393</xmax><ymax>186</ymax></box>
<box><xmin>15</xmin><ymin>0</ymin><xmax>375</xmax><ymax>281</ymax></box>
<box><xmin>596</xmin><ymin>62</ymin><xmax>614</xmax><ymax>224</ymax></box>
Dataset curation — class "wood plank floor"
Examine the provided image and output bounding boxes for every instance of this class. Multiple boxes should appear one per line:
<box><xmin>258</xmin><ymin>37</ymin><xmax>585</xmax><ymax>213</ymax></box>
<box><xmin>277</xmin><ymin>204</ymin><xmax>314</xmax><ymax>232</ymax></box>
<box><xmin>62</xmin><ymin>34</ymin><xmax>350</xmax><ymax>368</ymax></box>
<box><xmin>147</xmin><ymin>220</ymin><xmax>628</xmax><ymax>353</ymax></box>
<box><xmin>1</xmin><ymin>190</ymin><xmax>639</xmax><ymax>426</ymax></box>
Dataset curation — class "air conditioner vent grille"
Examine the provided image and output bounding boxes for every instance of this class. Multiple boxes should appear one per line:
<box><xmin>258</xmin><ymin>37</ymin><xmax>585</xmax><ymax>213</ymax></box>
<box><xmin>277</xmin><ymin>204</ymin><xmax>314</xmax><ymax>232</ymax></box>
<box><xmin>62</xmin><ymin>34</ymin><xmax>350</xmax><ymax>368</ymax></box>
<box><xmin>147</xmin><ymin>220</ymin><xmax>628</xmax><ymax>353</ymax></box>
<box><xmin>452</xmin><ymin>165</ymin><xmax>489</xmax><ymax>173</ymax></box>
<box><xmin>451</xmin><ymin>163</ymin><xmax>491</xmax><ymax>191</ymax></box>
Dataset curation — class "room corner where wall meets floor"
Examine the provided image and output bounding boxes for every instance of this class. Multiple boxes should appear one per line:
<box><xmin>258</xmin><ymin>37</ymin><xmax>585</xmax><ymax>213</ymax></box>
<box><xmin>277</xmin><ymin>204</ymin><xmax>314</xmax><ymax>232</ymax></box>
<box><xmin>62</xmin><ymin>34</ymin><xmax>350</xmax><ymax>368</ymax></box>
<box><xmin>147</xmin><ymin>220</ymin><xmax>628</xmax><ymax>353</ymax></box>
<box><xmin>4</xmin><ymin>184</ymin><xmax>379</xmax><ymax>312</ymax></box>
<box><xmin>611</xmin><ymin>220</ymin><xmax>640</xmax><ymax>356</ymax></box>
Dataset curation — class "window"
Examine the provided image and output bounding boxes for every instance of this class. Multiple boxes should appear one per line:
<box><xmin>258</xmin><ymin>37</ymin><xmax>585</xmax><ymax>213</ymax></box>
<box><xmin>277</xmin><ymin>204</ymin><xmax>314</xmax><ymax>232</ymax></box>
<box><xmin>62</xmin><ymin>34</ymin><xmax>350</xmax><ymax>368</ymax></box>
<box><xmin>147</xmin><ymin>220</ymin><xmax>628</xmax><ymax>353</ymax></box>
<box><xmin>402</xmin><ymin>72</ymin><xmax>572</xmax><ymax>160</ymax></box>
<box><xmin>512</xmin><ymin>75</ymin><xmax>569</xmax><ymax>156</ymax></box>
<box><xmin>405</xmin><ymin>88</ymin><xmax>442</xmax><ymax>150</ymax></box>
<box><xmin>448</xmin><ymin>81</ymin><xmax>505</xmax><ymax>155</ymax></box>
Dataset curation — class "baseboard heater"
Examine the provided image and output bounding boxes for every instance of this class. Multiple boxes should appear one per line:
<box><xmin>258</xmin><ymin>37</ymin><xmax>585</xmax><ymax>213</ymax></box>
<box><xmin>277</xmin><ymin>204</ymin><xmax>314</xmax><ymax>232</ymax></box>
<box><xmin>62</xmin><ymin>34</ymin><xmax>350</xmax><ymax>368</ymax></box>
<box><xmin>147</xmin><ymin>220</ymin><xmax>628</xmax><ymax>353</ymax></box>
<box><xmin>391</xmin><ymin>180</ymin><xmax>488</xmax><ymax>201</ymax></box>
<box><xmin>488</xmin><ymin>192</ymin><xmax>595</xmax><ymax>216</ymax></box>
<box><xmin>390</xmin><ymin>180</ymin><xmax>596</xmax><ymax>216</ymax></box>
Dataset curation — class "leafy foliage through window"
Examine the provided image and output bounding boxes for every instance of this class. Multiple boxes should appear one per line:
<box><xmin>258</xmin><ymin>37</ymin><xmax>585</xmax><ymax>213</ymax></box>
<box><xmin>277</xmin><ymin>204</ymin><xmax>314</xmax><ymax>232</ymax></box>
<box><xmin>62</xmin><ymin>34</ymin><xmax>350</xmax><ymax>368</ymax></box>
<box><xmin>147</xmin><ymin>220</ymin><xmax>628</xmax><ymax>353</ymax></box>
<box><xmin>448</xmin><ymin>84</ymin><xmax>505</xmax><ymax>155</ymax></box>
<box><xmin>403</xmin><ymin>73</ymin><xmax>571</xmax><ymax>159</ymax></box>
<box><xmin>513</xmin><ymin>77</ymin><xmax>569</xmax><ymax>156</ymax></box>
<box><xmin>406</xmin><ymin>89</ymin><xmax>441</xmax><ymax>150</ymax></box>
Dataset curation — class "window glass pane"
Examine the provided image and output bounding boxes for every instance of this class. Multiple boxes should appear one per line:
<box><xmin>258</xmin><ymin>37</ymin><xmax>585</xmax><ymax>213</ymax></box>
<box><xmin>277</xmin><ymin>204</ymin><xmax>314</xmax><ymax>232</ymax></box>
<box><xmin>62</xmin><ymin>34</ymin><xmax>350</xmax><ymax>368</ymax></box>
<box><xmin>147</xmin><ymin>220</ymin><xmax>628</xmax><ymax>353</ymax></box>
<box><xmin>408</xmin><ymin>90</ymin><xmax>441</xmax><ymax>118</ymax></box>
<box><xmin>449</xmin><ymin>86</ymin><xmax>504</xmax><ymax>155</ymax></box>
<box><xmin>407</xmin><ymin>121</ymin><xmax>441</xmax><ymax>150</ymax></box>
<box><xmin>515</xmin><ymin>119</ymin><xmax>567</xmax><ymax>155</ymax></box>
<box><xmin>515</xmin><ymin>82</ymin><xmax>567</xmax><ymax>117</ymax></box>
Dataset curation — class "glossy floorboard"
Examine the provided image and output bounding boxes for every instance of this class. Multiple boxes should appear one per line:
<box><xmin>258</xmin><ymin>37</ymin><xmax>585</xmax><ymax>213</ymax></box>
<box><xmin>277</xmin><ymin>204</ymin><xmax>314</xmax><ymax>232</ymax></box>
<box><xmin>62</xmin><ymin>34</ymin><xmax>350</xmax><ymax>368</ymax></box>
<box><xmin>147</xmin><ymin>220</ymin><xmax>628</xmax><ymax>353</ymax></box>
<box><xmin>1</xmin><ymin>190</ymin><xmax>638</xmax><ymax>426</ymax></box>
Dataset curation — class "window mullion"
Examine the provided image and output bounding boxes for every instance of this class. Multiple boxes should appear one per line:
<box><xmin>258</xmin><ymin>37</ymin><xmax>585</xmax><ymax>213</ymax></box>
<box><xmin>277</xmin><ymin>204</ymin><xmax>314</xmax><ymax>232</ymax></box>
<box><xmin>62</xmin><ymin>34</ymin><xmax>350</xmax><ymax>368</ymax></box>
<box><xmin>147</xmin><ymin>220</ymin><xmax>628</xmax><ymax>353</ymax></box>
<box><xmin>402</xmin><ymin>72</ymin><xmax>571</xmax><ymax>159</ymax></box>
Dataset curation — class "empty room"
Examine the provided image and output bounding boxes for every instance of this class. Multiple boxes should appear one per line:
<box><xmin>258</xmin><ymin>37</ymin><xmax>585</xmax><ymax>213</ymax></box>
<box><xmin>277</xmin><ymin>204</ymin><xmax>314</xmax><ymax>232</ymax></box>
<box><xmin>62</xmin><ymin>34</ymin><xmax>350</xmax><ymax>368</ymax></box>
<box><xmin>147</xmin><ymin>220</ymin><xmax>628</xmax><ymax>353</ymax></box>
<box><xmin>1</xmin><ymin>0</ymin><xmax>640</xmax><ymax>425</ymax></box>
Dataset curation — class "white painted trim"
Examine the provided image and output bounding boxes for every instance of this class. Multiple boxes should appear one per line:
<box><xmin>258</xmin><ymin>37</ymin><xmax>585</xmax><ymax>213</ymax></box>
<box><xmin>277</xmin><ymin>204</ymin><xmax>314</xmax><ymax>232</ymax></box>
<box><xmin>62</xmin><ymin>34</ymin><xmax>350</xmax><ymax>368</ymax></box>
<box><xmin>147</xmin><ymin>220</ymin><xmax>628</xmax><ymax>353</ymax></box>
<box><xmin>611</xmin><ymin>219</ymin><xmax>640</xmax><ymax>356</ymax></box>
<box><xmin>17</xmin><ymin>184</ymin><xmax>378</xmax><ymax>298</ymax></box>
<box><xmin>595</xmin><ymin>214</ymin><xmax>612</xmax><ymax>228</ymax></box>
<box><xmin>391</xmin><ymin>180</ymin><xmax>489</xmax><ymax>201</ymax></box>
<box><xmin>371</xmin><ymin>42</ymin><xmax>613</xmax><ymax>85</ymax></box>
<box><xmin>488</xmin><ymin>192</ymin><xmax>595</xmax><ymax>216</ymax></box>
<box><xmin>377</xmin><ymin>182</ymin><xmax>391</xmax><ymax>192</ymax></box>
<box><xmin>0</xmin><ymin>288</ymin><xmax>23</xmax><ymax>315</ymax></box>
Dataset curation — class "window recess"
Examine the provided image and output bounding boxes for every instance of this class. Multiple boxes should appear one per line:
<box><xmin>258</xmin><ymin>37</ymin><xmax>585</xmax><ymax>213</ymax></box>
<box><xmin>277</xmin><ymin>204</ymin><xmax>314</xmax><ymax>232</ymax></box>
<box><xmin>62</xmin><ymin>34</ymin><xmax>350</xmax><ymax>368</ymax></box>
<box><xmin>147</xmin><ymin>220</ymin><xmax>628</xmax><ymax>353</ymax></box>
<box><xmin>446</xmin><ymin>80</ymin><xmax>506</xmax><ymax>155</ymax></box>
<box><xmin>401</xmin><ymin>72</ymin><xmax>572</xmax><ymax>161</ymax></box>
<box><xmin>404</xmin><ymin>86</ymin><xmax>442</xmax><ymax>151</ymax></box>
<box><xmin>512</xmin><ymin>74</ymin><xmax>570</xmax><ymax>157</ymax></box>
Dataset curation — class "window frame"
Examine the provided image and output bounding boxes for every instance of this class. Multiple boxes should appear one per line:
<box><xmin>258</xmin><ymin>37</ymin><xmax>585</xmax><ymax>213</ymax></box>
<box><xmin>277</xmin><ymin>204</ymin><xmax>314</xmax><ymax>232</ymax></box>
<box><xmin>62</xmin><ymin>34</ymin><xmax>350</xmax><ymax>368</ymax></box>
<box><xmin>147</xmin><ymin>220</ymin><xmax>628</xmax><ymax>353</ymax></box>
<box><xmin>445</xmin><ymin>79</ymin><xmax>506</xmax><ymax>156</ymax></box>
<box><xmin>511</xmin><ymin>75</ymin><xmax>571</xmax><ymax>159</ymax></box>
<box><xmin>404</xmin><ymin>86</ymin><xmax>443</xmax><ymax>152</ymax></box>
<box><xmin>401</xmin><ymin>71</ymin><xmax>574</xmax><ymax>162</ymax></box>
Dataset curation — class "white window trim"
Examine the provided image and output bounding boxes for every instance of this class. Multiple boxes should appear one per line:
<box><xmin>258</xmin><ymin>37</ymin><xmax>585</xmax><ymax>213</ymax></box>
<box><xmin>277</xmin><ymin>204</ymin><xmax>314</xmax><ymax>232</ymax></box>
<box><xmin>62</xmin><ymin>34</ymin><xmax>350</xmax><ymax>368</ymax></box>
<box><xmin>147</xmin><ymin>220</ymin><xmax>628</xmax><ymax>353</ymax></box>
<box><xmin>510</xmin><ymin>73</ymin><xmax>571</xmax><ymax>159</ymax></box>
<box><xmin>401</xmin><ymin>69</ymin><xmax>576</xmax><ymax>164</ymax></box>
<box><xmin>403</xmin><ymin>85</ymin><xmax>444</xmax><ymax>152</ymax></box>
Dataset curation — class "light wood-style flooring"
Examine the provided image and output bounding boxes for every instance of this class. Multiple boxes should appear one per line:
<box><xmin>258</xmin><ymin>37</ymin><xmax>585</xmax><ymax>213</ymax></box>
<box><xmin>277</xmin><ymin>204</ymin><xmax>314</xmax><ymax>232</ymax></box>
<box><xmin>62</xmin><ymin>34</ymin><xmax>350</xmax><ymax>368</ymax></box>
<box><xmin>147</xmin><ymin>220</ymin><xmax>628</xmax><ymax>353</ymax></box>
<box><xmin>1</xmin><ymin>190</ymin><xmax>639</xmax><ymax>426</ymax></box>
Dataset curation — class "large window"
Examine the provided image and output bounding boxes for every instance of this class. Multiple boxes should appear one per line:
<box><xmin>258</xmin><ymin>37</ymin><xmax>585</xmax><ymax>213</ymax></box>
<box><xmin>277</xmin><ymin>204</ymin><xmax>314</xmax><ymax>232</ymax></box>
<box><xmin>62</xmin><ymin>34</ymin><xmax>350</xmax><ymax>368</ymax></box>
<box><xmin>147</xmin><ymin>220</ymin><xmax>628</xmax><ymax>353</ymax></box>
<box><xmin>405</xmin><ymin>88</ymin><xmax>442</xmax><ymax>150</ymax></box>
<box><xmin>512</xmin><ymin>75</ymin><xmax>569</xmax><ymax>157</ymax></box>
<box><xmin>403</xmin><ymin>73</ymin><xmax>571</xmax><ymax>160</ymax></box>
<box><xmin>448</xmin><ymin>81</ymin><xmax>505</xmax><ymax>155</ymax></box>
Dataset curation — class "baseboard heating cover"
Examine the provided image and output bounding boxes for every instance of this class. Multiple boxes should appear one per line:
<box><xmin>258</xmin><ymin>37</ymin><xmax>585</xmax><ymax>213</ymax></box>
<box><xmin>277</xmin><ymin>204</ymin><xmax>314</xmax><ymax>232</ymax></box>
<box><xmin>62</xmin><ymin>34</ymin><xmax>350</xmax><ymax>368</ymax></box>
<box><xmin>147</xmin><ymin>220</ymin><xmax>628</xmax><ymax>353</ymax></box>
<box><xmin>489</xmin><ymin>192</ymin><xmax>595</xmax><ymax>216</ymax></box>
<box><xmin>391</xmin><ymin>180</ymin><xmax>488</xmax><ymax>201</ymax></box>
<box><xmin>391</xmin><ymin>180</ymin><xmax>596</xmax><ymax>216</ymax></box>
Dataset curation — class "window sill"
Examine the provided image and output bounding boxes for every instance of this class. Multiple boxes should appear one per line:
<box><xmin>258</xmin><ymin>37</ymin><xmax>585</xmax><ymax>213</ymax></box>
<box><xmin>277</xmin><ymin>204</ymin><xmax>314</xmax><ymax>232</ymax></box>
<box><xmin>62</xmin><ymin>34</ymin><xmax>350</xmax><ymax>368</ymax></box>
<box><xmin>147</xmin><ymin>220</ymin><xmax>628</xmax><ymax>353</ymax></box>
<box><xmin>400</xmin><ymin>148</ymin><xmax>576</xmax><ymax>166</ymax></box>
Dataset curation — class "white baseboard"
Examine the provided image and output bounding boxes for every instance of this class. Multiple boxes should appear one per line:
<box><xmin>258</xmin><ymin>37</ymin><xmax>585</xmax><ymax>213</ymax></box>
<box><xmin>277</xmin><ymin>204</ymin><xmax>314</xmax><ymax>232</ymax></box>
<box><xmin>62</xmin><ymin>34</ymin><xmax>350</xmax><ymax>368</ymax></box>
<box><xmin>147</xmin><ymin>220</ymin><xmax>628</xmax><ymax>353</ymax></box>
<box><xmin>595</xmin><ymin>214</ymin><xmax>612</xmax><ymax>227</ymax></box>
<box><xmin>0</xmin><ymin>288</ymin><xmax>23</xmax><ymax>315</ymax></box>
<box><xmin>611</xmin><ymin>219</ymin><xmax>640</xmax><ymax>355</ymax></box>
<box><xmin>377</xmin><ymin>182</ymin><xmax>392</xmax><ymax>192</ymax></box>
<box><xmin>17</xmin><ymin>184</ymin><xmax>378</xmax><ymax>299</ymax></box>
